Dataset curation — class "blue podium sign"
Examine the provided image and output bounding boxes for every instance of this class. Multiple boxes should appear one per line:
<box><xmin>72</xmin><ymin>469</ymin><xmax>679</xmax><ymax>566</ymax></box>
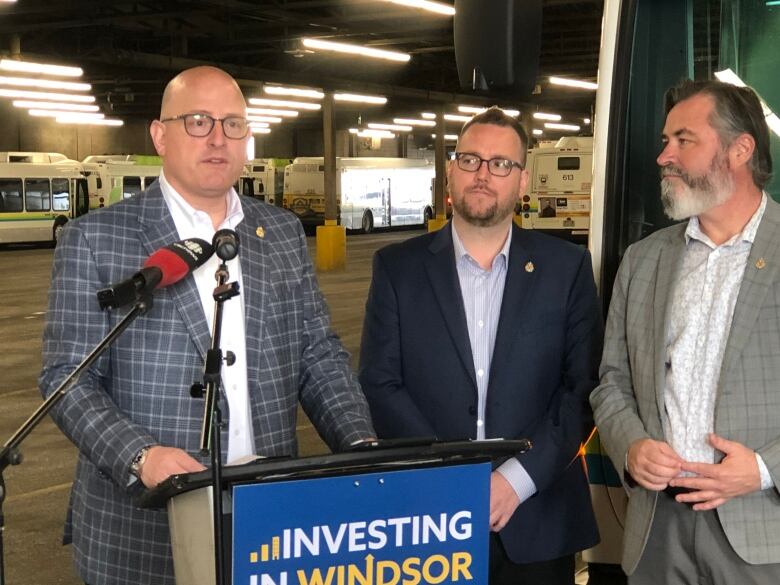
<box><xmin>232</xmin><ymin>462</ymin><xmax>491</xmax><ymax>585</ymax></box>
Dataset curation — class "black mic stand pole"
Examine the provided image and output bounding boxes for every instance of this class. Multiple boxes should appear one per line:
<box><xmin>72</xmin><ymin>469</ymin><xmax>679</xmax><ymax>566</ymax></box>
<box><xmin>0</xmin><ymin>297</ymin><xmax>152</xmax><ymax>585</ymax></box>
<box><xmin>191</xmin><ymin>262</ymin><xmax>239</xmax><ymax>585</ymax></box>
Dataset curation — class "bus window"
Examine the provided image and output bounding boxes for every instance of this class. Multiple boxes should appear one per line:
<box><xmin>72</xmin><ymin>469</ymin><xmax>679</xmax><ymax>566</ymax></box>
<box><xmin>52</xmin><ymin>178</ymin><xmax>70</xmax><ymax>211</ymax></box>
<box><xmin>123</xmin><ymin>176</ymin><xmax>142</xmax><ymax>199</ymax></box>
<box><xmin>557</xmin><ymin>157</ymin><xmax>581</xmax><ymax>171</ymax></box>
<box><xmin>0</xmin><ymin>178</ymin><xmax>23</xmax><ymax>212</ymax></box>
<box><xmin>143</xmin><ymin>177</ymin><xmax>157</xmax><ymax>189</ymax></box>
<box><xmin>25</xmin><ymin>178</ymin><xmax>51</xmax><ymax>211</ymax></box>
<box><xmin>96</xmin><ymin>176</ymin><xmax>102</xmax><ymax>189</ymax></box>
<box><xmin>75</xmin><ymin>178</ymin><xmax>89</xmax><ymax>216</ymax></box>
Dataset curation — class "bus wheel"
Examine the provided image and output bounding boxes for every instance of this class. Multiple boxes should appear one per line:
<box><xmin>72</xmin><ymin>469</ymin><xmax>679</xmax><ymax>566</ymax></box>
<box><xmin>52</xmin><ymin>218</ymin><xmax>68</xmax><ymax>246</ymax></box>
<box><xmin>423</xmin><ymin>207</ymin><xmax>433</xmax><ymax>228</ymax></box>
<box><xmin>361</xmin><ymin>210</ymin><xmax>374</xmax><ymax>234</ymax></box>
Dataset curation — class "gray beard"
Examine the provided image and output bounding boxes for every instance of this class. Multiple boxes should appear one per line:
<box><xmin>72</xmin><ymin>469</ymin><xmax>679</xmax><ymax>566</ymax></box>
<box><xmin>660</xmin><ymin>155</ymin><xmax>734</xmax><ymax>220</ymax></box>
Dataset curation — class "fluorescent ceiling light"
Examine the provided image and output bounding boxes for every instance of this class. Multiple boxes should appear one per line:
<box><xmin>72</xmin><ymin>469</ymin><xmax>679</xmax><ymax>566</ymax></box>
<box><xmin>358</xmin><ymin>129</ymin><xmax>395</xmax><ymax>138</ymax></box>
<box><xmin>56</xmin><ymin>115</ymin><xmax>123</xmax><ymax>126</ymax></box>
<box><xmin>263</xmin><ymin>85</ymin><xmax>324</xmax><ymax>99</ymax></box>
<box><xmin>0</xmin><ymin>88</ymin><xmax>95</xmax><ymax>102</ymax></box>
<box><xmin>246</xmin><ymin>107</ymin><xmax>298</xmax><ymax>118</ymax></box>
<box><xmin>249</xmin><ymin>97</ymin><xmax>321</xmax><ymax>110</ymax></box>
<box><xmin>421</xmin><ymin>112</ymin><xmax>436</xmax><ymax>119</ymax></box>
<box><xmin>249</xmin><ymin>121</ymin><xmax>270</xmax><ymax>128</ymax></box>
<box><xmin>384</xmin><ymin>0</ymin><xmax>455</xmax><ymax>16</ymax></box>
<box><xmin>431</xmin><ymin>134</ymin><xmax>459</xmax><ymax>140</ymax></box>
<box><xmin>766</xmin><ymin>1</ymin><xmax>780</xmax><ymax>6</ymax></box>
<box><xmin>583</xmin><ymin>117</ymin><xmax>591</xmax><ymax>125</ymax></box>
<box><xmin>715</xmin><ymin>68</ymin><xmax>780</xmax><ymax>137</ymax></box>
<box><xmin>544</xmin><ymin>122</ymin><xmax>581</xmax><ymax>131</ymax></box>
<box><xmin>29</xmin><ymin>109</ymin><xmax>104</xmax><ymax>119</ymax></box>
<box><xmin>12</xmin><ymin>100</ymin><xmax>100</xmax><ymax>112</ymax></box>
<box><xmin>302</xmin><ymin>38</ymin><xmax>411</xmax><ymax>63</ymax></box>
<box><xmin>549</xmin><ymin>76</ymin><xmax>598</xmax><ymax>90</ymax></box>
<box><xmin>368</xmin><ymin>123</ymin><xmax>412</xmax><ymax>132</ymax></box>
<box><xmin>0</xmin><ymin>76</ymin><xmax>91</xmax><ymax>92</ymax></box>
<box><xmin>444</xmin><ymin>114</ymin><xmax>471</xmax><ymax>122</ymax></box>
<box><xmin>458</xmin><ymin>105</ymin><xmax>520</xmax><ymax>116</ymax></box>
<box><xmin>533</xmin><ymin>112</ymin><xmax>562</xmax><ymax>121</ymax></box>
<box><xmin>247</xmin><ymin>115</ymin><xmax>282</xmax><ymax>124</ymax></box>
<box><xmin>393</xmin><ymin>117</ymin><xmax>436</xmax><ymax>127</ymax></box>
<box><xmin>251</xmin><ymin>127</ymin><xmax>272</xmax><ymax>134</ymax></box>
<box><xmin>334</xmin><ymin>93</ymin><xmax>387</xmax><ymax>105</ymax></box>
<box><xmin>532</xmin><ymin>129</ymin><xmax>543</xmax><ymax>135</ymax></box>
<box><xmin>0</xmin><ymin>59</ymin><xmax>83</xmax><ymax>77</ymax></box>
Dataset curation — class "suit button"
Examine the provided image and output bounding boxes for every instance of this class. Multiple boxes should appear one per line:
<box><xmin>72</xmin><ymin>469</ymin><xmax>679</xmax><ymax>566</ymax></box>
<box><xmin>468</xmin><ymin>406</ymin><xmax>476</xmax><ymax>416</ymax></box>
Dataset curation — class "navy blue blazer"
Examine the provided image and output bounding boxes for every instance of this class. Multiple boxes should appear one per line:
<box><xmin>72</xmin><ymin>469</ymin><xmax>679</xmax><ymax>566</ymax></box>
<box><xmin>359</xmin><ymin>222</ymin><xmax>601</xmax><ymax>563</ymax></box>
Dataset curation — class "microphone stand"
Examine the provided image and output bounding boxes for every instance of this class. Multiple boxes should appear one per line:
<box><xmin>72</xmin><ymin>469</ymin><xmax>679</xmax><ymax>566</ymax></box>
<box><xmin>191</xmin><ymin>261</ymin><xmax>239</xmax><ymax>585</ymax></box>
<box><xmin>0</xmin><ymin>297</ymin><xmax>152</xmax><ymax>585</ymax></box>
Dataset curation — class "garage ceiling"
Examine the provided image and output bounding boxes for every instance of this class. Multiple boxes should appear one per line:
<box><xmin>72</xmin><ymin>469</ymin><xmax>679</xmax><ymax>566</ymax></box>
<box><xmin>0</xmin><ymin>0</ymin><xmax>604</xmax><ymax>135</ymax></box>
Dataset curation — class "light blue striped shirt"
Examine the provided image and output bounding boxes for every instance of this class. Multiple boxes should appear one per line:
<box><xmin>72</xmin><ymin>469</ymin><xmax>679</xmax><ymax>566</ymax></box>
<box><xmin>452</xmin><ymin>223</ymin><xmax>538</xmax><ymax>503</ymax></box>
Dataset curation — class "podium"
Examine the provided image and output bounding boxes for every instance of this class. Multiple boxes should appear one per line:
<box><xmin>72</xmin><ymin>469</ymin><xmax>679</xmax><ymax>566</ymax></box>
<box><xmin>141</xmin><ymin>439</ymin><xmax>530</xmax><ymax>585</ymax></box>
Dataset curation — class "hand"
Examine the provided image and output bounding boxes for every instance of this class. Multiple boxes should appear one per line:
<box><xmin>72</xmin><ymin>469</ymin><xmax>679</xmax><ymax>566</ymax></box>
<box><xmin>627</xmin><ymin>438</ymin><xmax>683</xmax><ymax>491</ymax></box>
<box><xmin>138</xmin><ymin>446</ymin><xmax>206</xmax><ymax>489</ymax></box>
<box><xmin>669</xmin><ymin>433</ymin><xmax>761</xmax><ymax>510</ymax></box>
<box><xmin>489</xmin><ymin>471</ymin><xmax>520</xmax><ymax>532</ymax></box>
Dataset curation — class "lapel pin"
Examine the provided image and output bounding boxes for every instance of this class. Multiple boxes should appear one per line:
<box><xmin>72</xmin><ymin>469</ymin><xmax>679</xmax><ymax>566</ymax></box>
<box><xmin>756</xmin><ymin>257</ymin><xmax>766</xmax><ymax>270</ymax></box>
<box><xmin>256</xmin><ymin>226</ymin><xmax>265</xmax><ymax>239</ymax></box>
<box><xmin>525</xmin><ymin>261</ymin><xmax>535</xmax><ymax>273</ymax></box>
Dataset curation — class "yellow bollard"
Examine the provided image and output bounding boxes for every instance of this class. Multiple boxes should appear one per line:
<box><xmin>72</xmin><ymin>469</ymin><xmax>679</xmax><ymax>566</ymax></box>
<box><xmin>427</xmin><ymin>214</ymin><xmax>449</xmax><ymax>233</ymax></box>
<box><xmin>315</xmin><ymin>220</ymin><xmax>346</xmax><ymax>271</ymax></box>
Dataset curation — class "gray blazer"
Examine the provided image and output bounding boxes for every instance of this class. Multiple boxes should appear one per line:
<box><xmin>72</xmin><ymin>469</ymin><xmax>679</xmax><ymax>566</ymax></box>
<box><xmin>591</xmin><ymin>198</ymin><xmax>780</xmax><ymax>574</ymax></box>
<box><xmin>39</xmin><ymin>184</ymin><xmax>374</xmax><ymax>585</ymax></box>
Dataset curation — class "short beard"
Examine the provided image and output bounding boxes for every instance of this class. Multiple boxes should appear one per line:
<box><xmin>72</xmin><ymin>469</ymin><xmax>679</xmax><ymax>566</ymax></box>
<box><xmin>452</xmin><ymin>186</ymin><xmax>516</xmax><ymax>228</ymax></box>
<box><xmin>660</xmin><ymin>150</ymin><xmax>734</xmax><ymax>220</ymax></box>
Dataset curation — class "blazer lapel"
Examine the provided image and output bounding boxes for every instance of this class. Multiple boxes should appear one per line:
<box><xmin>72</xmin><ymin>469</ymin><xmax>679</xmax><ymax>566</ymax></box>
<box><xmin>653</xmin><ymin>226</ymin><xmax>685</xmax><ymax>421</ymax></box>
<box><xmin>235</xmin><ymin>215</ymin><xmax>268</xmax><ymax>388</ymax></box>
<box><xmin>424</xmin><ymin>223</ymin><xmax>477</xmax><ymax>387</ymax></box>
<box><xmin>137</xmin><ymin>186</ymin><xmax>212</xmax><ymax>359</ymax></box>
<box><xmin>490</xmin><ymin>225</ymin><xmax>535</xmax><ymax>381</ymax></box>
<box><xmin>719</xmin><ymin>200</ymin><xmax>780</xmax><ymax>387</ymax></box>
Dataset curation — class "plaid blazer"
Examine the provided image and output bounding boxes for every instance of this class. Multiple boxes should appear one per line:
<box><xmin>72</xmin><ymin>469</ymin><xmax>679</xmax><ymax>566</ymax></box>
<box><xmin>39</xmin><ymin>184</ymin><xmax>374</xmax><ymax>585</ymax></box>
<box><xmin>591</xmin><ymin>197</ymin><xmax>780</xmax><ymax>573</ymax></box>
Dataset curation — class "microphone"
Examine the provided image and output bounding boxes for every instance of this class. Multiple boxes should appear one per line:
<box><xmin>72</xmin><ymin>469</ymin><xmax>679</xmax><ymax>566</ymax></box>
<box><xmin>213</xmin><ymin>229</ymin><xmax>239</xmax><ymax>262</ymax></box>
<box><xmin>97</xmin><ymin>238</ymin><xmax>214</xmax><ymax>310</ymax></box>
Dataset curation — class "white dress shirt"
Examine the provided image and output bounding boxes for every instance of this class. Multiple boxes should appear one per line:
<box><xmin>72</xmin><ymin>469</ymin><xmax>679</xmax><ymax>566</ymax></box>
<box><xmin>665</xmin><ymin>193</ymin><xmax>772</xmax><ymax>489</ymax></box>
<box><xmin>159</xmin><ymin>171</ymin><xmax>255</xmax><ymax>463</ymax></box>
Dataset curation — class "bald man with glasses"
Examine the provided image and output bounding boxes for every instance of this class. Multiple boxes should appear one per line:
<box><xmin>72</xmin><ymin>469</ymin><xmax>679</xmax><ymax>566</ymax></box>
<box><xmin>359</xmin><ymin>107</ymin><xmax>602</xmax><ymax>584</ymax></box>
<box><xmin>40</xmin><ymin>66</ymin><xmax>374</xmax><ymax>585</ymax></box>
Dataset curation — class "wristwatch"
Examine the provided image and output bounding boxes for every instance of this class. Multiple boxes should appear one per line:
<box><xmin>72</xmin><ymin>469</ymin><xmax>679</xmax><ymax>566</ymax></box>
<box><xmin>130</xmin><ymin>446</ymin><xmax>151</xmax><ymax>478</ymax></box>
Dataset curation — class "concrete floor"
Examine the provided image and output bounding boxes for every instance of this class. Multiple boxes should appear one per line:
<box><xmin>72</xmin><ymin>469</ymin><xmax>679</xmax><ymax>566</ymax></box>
<box><xmin>0</xmin><ymin>228</ymin><xmax>421</xmax><ymax>584</ymax></box>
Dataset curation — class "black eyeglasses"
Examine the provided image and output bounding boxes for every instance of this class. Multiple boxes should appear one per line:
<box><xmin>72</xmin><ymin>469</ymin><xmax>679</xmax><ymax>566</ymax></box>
<box><xmin>160</xmin><ymin>113</ymin><xmax>249</xmax><ymax>139</ymax></box>
<box><xmin>452</xmin><ymin>152</ymin><xmax>524</xmax><ymax>177</ymax></box>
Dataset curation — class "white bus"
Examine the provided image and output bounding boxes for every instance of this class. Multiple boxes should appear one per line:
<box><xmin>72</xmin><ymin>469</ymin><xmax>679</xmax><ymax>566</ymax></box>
<box><xmin>518</xmin><ymin>136</ymin><xmax>593</xmax><ymax>245</ymax></box>
<box><xmin>236</xmin><ymin>158</ymin><xmax>291</xmax><ymax>206</ymax></box>
<box><xmin>283</xmin><ymin>157</ymin><xmax>435</xmax><ymax>232</ymax></box>
<box><xmin>0</xmin><ymin>155</ymin><xmax>89</xmax><ymax>245</ymax></box>
<box><xmin>82</xmin><ymin>155</ymin><xmax>161</xmax><ymax>209</ymax></box>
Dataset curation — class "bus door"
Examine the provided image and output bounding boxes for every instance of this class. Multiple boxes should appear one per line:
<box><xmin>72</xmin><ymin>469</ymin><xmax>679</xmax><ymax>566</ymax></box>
<box><xmin>381</xmin><ymin>177</ymin><xmax>391</xmax><ymax>227</ymax></box>
<box><xmin>71</xmin><ymin>178</ymin><xmax>89</xmax><ymax>217</ymax></box>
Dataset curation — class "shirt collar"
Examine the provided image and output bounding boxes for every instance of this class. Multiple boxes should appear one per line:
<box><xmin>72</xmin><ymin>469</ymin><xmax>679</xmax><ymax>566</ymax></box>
<box><xmin>451</xmin><ymin>220</ymin><xmax>512</xmax><ymax>270</ymax></box>
<box><xmin>159</xmin><ymin>170</ymin><xmax>245</xmax><ymax>232</ymax></box>
<box><xmin>685</xmin><ymin>192</ymin><xmax>767</xmax><ymax>249</ymax></box>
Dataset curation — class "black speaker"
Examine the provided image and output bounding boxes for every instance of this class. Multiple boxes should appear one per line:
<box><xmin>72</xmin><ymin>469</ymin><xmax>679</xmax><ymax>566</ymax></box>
<box><xmin>453</xmin><ymin>0</ymin><xmax>542</xmax><ymax>96</ymax></box>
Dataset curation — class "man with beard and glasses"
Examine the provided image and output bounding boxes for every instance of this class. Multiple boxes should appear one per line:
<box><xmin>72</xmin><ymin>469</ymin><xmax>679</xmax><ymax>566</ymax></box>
<box><xmin>591</xmin><ymin>79</ymin><xmax>780</xmax><ymax>584</ymax></box>
<box><xmin>359</xmin><ymin>107</ymin><xmax>602</xmax><ymax>584</ymax></box>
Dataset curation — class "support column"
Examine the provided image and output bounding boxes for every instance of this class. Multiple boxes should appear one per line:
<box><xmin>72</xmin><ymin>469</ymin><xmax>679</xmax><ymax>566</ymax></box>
<box><xmin>316</xmin><ymin>92</ymin><xmax>346</xmax><ymax>270</ymax></box>
<box><xmin>428</xmin><ymin>105</ymin><xmax>449</xmax><ymax>232</ymax></box>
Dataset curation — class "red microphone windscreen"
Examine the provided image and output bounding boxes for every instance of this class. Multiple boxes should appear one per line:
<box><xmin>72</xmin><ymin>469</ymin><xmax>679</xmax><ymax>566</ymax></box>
<box><xmin>143</xmin><ymin>248</ymin><xmax>191</xmax><ymax>288</ymax></box>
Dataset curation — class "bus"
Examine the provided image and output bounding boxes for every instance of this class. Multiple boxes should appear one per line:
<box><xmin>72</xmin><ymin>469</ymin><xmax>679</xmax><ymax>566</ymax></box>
<box><xmin>236</xmin><ymin>158</ymin><xmax>291</xmax><ymax>206</ymax></box>
<box><xmin>0</xmin><ymin>154</ymin><xmax>89</xmax><ymax>245</ymax></box>
<box><xmin>283</xmin><ymin>157</ymin><xmax>435</xmax><ymax>232</ymax></box>
<box><xmin>82</xmin><ymin>155</ymin><xmax>161</xmax><ymax>209</ymax></box>
<box><xmin>584</xmin><ymin>0</ymin><xmax>780</xmax><ymax>575</ymax></box>
<box><xmin>518</xmin><ymin>136</ymin><xmax>593</xmax><ymax>245</ymax></box>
